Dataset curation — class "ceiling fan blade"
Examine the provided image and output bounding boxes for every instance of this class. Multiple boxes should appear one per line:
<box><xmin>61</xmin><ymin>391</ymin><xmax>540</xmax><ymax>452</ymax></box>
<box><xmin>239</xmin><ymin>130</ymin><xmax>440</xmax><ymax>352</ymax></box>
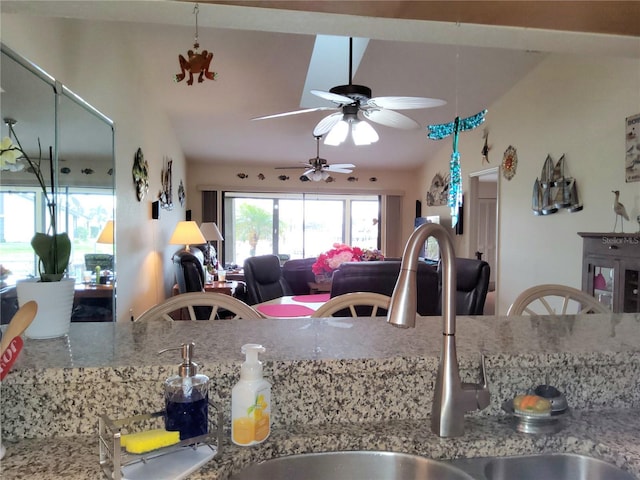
<box><xmin>313</xmin><ymin>112</ymin><xmax>343</xmax><ymax>136</ymax></box>
<box><xmin>328</xmin><ymin>163</ymin><xmax>355</xmax><ymax>169</ymax></box>
<box><xmin>363</xmin><ymin>109</ymin><xmax>419</xmax><ymax>129</ymax></box>
<box><xmin>326</xmin><ymin>167</ymin><xmax>353</xmax><ymax>174</ymax></box>
<box><xmin>311</xmin><ymin>89</ymin><xmax>354</xmax><ymax>105</ymax></box>
<box><xmin>367</xmin><ymin>96</ymin><xmax>446</xmax><ymax>110</ymax></box>
<box><xmin>252</xmin><ymin>106</ymin><xmax>336</xmax><ymax>121</ymax></box>
<box><xmin>303</xmin><ymin>168</ymin><xmax>315</xmax><ymax>176</ymax></box>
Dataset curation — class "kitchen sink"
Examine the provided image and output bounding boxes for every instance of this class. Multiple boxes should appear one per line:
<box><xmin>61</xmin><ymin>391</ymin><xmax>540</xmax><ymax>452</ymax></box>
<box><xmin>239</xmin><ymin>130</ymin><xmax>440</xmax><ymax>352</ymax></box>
<box><xmin>231</xmin><ymin>451</ymin><xmax>637</xmax><ymax>480</ymax></box>
<box><xmin>230</xmin><ymin>451</ymin><xmax>475</xmax><ymax>480</ymax></box>
<box><xmin>449</xmin><ymin>453</ymin><xmax>637</xmax><ymax>480</ymax></box>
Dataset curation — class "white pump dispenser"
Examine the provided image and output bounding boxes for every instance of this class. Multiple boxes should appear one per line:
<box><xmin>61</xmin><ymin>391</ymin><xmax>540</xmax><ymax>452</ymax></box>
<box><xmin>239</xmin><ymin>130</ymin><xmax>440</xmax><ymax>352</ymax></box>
<box><xmin>231</xmin><ymin>344</ymin><xmax>271</xmax><ymax>446</ymax></box>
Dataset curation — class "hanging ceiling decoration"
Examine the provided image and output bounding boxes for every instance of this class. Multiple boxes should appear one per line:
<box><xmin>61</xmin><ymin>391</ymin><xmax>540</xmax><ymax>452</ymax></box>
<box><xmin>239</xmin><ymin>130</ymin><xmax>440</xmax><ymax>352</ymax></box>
<box><xmin>427</xmin><ymin>109</ymin><xmax>487</xmax><ymax>227</ymax></box>
<box><xmin>276</xmin><ymin>135</ymin><xmax>355</xmax><ymax>181</ymax></box>
<box><xmin>253</xmin><ymin>37</ymin><xmax>446</xmax><ymax>146</ymax></box>
<box><xmin>174</xmin><ymin>3</ymin><xmax>217</xmax><ymax>85</ymax></box>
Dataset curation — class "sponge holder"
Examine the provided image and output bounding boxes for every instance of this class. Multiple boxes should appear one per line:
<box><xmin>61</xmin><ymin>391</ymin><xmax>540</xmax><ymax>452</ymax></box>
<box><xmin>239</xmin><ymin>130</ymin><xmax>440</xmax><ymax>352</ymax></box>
<box><xmin>99</xmin><ymin>401</ymin><xmax>223</xmax><ymax>480</ymax></box>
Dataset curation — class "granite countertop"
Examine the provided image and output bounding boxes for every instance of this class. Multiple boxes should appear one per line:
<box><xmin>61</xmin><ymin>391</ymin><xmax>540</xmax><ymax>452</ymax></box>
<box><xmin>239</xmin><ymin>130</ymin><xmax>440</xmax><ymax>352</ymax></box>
<box><xmin>3</xmin><ymin>409</ymin><xmax>640</xmax><ymax>479</ymax></box>
<box><xmin>2</xmin><ymin>313</ymin><xmax>640</xmax><ymax>479</ymax></box>
<box><xmin>5</xmin><ymin>313</ymin><xmax>640</xmax><ymax>371</ymax></box>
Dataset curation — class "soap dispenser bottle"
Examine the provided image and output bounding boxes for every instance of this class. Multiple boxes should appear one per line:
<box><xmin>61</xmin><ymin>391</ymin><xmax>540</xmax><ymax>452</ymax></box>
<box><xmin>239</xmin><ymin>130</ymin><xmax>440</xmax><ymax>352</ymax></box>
<box><xmin>232</xmin><ymin>344</ymin><xmax>271</xmax><ymax>446</ymax></box>
<box><xmin>159</xmin><ymin>342</ymin><xmax>209</xmax><ymax>440</ymax></box>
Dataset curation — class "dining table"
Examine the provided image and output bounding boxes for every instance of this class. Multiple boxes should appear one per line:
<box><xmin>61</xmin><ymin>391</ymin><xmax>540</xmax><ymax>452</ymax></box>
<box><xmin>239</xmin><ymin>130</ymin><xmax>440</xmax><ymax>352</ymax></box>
<box><xmin>254</xmin><ymin>293</ymin><xmax>330</xmax><ymax>318</ymax></box>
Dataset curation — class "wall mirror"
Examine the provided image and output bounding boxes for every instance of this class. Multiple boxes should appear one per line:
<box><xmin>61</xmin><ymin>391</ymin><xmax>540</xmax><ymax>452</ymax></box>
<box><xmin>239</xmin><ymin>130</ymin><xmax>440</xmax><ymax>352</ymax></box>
<box><xmin>0</xmin><ymin>44</ymin><xmax>116</xmax><ymax>323</ymax></box>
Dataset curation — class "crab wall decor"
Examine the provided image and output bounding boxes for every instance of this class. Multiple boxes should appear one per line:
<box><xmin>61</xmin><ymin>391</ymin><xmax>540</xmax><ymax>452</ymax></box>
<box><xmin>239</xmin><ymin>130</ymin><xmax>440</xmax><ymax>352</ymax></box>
<box><xmin>174</xmin><ymin>3</ymin><xmax>217</xmax><ymax>86</ymax></box>
<box><xmin>175</xmin><ymin>48</ymin><xmax>217</xmax><ymax>85</ymax></box>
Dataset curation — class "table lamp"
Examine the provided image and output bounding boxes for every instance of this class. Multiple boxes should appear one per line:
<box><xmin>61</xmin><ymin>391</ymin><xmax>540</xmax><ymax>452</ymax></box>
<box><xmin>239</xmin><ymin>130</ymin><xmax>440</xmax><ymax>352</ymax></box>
<box><xmin>169</xmin><ymin>220</ymin><xmax>206</xmax><ymax>252</ymax></box>
<box><xmin>199</xmin><ymin>222</ymin><xmax>223</xmax><ymax>268</ymax></box>
<box><xmin>95</xmin><ymin>220</ymin><xmax>115</xmax><ymax>284</ymax></box>
<box><xmin>96</xmin><ymin>220</ymin><xmax>114</xmax><ymax>244</ymax></box>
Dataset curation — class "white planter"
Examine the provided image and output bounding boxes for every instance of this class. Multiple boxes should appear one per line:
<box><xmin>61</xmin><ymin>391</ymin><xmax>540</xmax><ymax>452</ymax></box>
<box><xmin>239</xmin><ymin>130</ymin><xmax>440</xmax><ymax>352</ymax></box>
<box><xmin>17</xmin><ymin>278</ymin><xmax>75</xmax><ymax>339</ymax></box>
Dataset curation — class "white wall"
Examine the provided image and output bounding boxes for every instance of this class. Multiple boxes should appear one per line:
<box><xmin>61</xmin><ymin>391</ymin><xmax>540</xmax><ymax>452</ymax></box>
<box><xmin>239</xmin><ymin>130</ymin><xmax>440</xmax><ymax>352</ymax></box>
<box><xmin>419</xmin><ymin>52</ymin><xmax>640</xmax><ymax>314</ymax></box>
<box><xmin>1</xmin><ymin>14</ymin><xmax>190</xmax><ymax>320</ymax></box>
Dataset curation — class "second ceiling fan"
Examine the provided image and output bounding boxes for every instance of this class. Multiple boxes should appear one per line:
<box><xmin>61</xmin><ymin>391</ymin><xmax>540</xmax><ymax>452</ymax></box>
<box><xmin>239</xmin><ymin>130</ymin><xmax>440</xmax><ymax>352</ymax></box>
<box><xmin>276</xmin><ymin>136</ymin><xmax>355</xmax><ymax>181</ymax></box>
<box><xmin>253</xmin><ymin>37</ymin><xmax>447</xmax><ymax>146</ymax></box>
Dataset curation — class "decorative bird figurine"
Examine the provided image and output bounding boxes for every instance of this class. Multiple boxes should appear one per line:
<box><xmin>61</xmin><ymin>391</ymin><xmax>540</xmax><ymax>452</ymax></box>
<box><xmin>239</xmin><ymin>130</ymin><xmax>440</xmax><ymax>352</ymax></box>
<box><xmin>612</xmin><ymin>190</ymin><xmax>630</xmax><ymax>232</ymax></box>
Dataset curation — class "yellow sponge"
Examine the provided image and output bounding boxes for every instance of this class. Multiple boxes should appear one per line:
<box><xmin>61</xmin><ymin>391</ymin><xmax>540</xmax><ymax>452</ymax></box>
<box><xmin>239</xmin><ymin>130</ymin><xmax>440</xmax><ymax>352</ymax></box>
<box><xmin>120</xmin><ymin>428</ymin><xmax>180</xmax><ymax>454</ymax></box>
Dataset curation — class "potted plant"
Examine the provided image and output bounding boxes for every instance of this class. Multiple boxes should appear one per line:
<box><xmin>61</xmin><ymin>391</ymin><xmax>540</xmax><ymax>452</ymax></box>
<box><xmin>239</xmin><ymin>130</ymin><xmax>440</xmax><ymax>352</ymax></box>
<box><xmin>1</xmin><ymin>121</ymin><xmax>74</xmax><ymax>338</ymax></box>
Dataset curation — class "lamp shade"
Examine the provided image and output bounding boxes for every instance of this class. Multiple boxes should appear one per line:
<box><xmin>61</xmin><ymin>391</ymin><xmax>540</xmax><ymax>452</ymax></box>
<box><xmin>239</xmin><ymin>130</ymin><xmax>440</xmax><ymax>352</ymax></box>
<box><xmin>169</xmin><ymin>221</ymin><xmax>206</xmax><ymax>248</ymax></box>
<box><xmin>324</xmin><ymin>116</ymin><xmax>379</xmax><ymax>146</ymax></box>
<box><xmin>96</xmin><ymin>220</ymin><xmax>114</xmax><ymax>244</ymax></box>
<box><xmin>200</xmin><ymin>222</ymin><xmax>223</xmax><ymax>241</ymax></box>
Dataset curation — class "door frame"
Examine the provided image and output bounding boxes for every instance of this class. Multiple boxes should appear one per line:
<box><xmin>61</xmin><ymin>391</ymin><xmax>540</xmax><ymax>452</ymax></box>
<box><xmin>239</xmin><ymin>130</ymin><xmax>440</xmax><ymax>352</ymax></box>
<box><xmin>469</xmin><ymin>166</ymin><xmax>500</xmax><ymax>313</ymax></box>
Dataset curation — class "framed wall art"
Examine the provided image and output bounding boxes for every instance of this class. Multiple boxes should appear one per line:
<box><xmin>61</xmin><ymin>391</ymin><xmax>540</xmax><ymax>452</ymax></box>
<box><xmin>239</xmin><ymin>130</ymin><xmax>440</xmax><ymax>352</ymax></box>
<box><xmin>626</xmin><ymin>113</ymin><xmax>640</xmax><ymax>183</ymax></box>
<box><xmin>426</xmin><ymin>172</ymin><xmax>449</xmax><ymax>206</ymax></box>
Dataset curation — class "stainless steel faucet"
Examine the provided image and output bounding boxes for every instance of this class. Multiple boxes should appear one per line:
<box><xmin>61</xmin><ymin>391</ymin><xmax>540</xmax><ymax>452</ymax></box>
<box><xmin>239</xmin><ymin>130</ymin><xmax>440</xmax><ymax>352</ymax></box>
<box><xmin>387</xmin><ymin>223</ymin><xmax>490</xmax><ymax>437</ymax></box>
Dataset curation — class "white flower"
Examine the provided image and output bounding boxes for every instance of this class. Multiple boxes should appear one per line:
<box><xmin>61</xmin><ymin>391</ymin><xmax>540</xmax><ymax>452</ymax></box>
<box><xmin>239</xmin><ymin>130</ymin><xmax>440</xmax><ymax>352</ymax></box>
<box><xmin>0</xmin><ymin>137</ymin><xmax>21</xmax><ymax>170</ymax></box>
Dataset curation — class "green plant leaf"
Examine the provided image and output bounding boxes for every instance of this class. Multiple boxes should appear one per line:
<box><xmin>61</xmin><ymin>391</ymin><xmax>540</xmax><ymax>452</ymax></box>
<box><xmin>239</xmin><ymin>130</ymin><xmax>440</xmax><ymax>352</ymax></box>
<box><xmin>31</xmin><ymin>232</ymin><xmax>71</xmax><ymax>282</ymax></box>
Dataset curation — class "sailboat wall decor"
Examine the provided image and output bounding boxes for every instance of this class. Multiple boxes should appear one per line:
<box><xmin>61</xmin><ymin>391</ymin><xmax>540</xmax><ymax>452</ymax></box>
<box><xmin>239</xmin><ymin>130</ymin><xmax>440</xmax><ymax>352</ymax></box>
<box><xmin>532</xmin><ymin>154</ymin><xmax>583</xmax><ymax>215</ymax></box>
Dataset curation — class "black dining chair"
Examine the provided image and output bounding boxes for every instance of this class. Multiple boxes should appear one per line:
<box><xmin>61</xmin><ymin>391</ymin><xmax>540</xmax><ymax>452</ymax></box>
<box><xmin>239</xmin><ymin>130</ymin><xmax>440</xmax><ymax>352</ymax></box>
<box><xmin>243</xmin><ymin>254</ymin><xmax>292</xmax><ymax>305</ymax></box>
<box><xmin>172</xmin><ymin>251</ymin><xmax>212</xmax><ymax>319</ymax></box>
<box><xmin>281</xmin><ymin>257</ymin><xmax>317</xmax><ymax>295</ymax></box>
<box><xmin>437</xmin><ymin>257</ymin><xmax>490</xmax><ymax>315</ymax></box>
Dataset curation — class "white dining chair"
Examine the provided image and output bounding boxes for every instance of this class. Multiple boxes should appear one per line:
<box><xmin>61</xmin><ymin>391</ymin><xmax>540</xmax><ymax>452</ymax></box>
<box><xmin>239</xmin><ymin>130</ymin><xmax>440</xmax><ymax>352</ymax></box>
<box><xmin>135</xmin><ymin>292</ymin><xmax>263</xmax><ymax>321</ymax></box>
<box><xmin>506</xmin><ymin>284</ymin><xmax>610</xmax><ymax>316</ymax></box>
<box><xmin>311</xmin><ymin>292</ymin><xmax>391</xmax><ymax>317</ymax></box>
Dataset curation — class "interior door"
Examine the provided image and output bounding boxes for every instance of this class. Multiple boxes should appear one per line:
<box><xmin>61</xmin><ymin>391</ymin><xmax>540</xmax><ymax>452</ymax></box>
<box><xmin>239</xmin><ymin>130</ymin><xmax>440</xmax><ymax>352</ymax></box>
<box><xmin>477</xmin><ymin>197</ymin><xmax>497</xmax><ymax>284</ymax></box>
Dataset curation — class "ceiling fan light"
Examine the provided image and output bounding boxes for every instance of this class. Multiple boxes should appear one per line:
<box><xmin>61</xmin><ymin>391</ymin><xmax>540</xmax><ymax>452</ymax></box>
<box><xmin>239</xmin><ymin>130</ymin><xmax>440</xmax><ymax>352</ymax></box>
<box><xmin>325</xmin><ymin>120</ymin><xmax>349</xmax><ymax>146</ymax></box>
<box><xmin>352</xmin><ymin>120</ymin><xmax>379</xmax><ymax>145</ymax></box>
<box><xmin>321</xmin><ymin>170</ymin><xmax>330</xmax><ymax>180</ymax></box>
<box><xmin>311</xmin><ymin>170</ymin><xmax>324</xmax><ymax>181</ymax></box>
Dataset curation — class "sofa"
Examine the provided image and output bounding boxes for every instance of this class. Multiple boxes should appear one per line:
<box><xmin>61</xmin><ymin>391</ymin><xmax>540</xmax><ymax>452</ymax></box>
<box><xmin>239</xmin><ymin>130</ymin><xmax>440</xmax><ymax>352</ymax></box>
<box><xmin>330</xmin><ymin>261</ymin><xmax>440</xmax><ymax>316</ymax></box>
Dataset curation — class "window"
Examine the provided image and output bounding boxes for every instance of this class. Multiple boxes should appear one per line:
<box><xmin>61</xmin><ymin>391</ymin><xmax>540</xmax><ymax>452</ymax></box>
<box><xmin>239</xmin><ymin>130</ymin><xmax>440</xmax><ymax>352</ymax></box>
<box><xmin>223</xmin><ymin>192</ymin><xmax>380</xmax><ymax>267</ymax></box>
<box><xmin>0</xmin><ymin>186</ymin><xmax>114</xmax><ymax>284</ymax></box>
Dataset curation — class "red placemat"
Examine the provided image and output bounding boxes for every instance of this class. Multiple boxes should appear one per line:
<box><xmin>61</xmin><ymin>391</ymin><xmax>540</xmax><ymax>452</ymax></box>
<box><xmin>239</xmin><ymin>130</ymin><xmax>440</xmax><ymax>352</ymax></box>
<box><xmin>292</xmin><ymin>293</ymin><xmax>331</xmax><ymax>303</ymax></box>
<box><xmin>257</xmin><ymin>304</ymin><xmax>315</xmax><ymax>317</ymax></box>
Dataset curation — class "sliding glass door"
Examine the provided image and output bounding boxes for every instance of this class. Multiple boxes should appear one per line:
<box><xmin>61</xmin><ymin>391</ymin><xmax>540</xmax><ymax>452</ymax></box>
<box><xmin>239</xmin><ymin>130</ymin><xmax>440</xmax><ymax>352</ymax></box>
<box><xmin>223</xmin><ymin>192</ymin><xmax>379</xmax><ymax>268</ymax></box>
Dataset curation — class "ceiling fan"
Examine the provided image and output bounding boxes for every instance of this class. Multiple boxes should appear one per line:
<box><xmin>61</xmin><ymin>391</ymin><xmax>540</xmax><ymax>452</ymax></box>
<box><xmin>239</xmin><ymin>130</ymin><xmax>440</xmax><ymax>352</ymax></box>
<box><xmin>253</xmin><ymin>36</ymin><xmax>446</xmax><ymax>146</ymax></box>
<box><xmin>276</xmin><ymin>136</ymin><xmax>355</xmax><ymax>181</ymax></box>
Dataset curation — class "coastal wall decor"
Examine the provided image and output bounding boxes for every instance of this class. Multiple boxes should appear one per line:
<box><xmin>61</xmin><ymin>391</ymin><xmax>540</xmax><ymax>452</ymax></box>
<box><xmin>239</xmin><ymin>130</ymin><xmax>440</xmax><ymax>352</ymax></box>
<box><xmin>481</xmin><ymin>129</ymin><xmax>491</xmax><ymax>164</ymax></box>
<box><xmin>426</xmin><ymin>172</ymin><xmax>449</xmax><ymax>206</ymax></box>
<box><xmin>132</xmin><ymin>147</ymin><xmax>149</xmax><ymax>201</ymax></box>
<box><xmin>532</xmin><ymin>154</ymin><xmax>582</xmax><ymax>215</ymax></box>
<box><xmin>159</xmin><ymin>157</ymin><xmax>173</xmax><ymax>210</ymax></box>
<box><xmin>178</xmin><ymin>180</ymin><xmax>185</xmax><ymax>207</ymax></box>
<box><xmin>501</xmin><ymin>145</ymin><xmax>517</xmax><ymax>180</ymax></box>
<box><xmin>625</xmin><ymin>113</ymin><xmax>640</xmax><ymax>183</ymax></box>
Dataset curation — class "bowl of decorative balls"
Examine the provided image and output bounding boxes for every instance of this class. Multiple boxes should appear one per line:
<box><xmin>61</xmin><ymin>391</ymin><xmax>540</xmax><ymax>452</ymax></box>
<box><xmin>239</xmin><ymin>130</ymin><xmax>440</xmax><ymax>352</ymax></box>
<box><xmin>503</xmin><ymin>390</ymin><xmax>569</xmax><ymax>434</ymax></box>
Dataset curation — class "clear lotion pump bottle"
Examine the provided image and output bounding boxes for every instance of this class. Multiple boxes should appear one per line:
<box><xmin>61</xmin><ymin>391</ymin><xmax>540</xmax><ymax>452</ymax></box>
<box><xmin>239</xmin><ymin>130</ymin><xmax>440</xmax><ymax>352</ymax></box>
<box><xmin>159</xmin><ymin>342</ymin><xmax>209</xmax><ymax>440</ymax></box>
<box><xmin>232</xmin><ymin>344</ymin><xmax>271</xmax><ymax>446</ymax></box>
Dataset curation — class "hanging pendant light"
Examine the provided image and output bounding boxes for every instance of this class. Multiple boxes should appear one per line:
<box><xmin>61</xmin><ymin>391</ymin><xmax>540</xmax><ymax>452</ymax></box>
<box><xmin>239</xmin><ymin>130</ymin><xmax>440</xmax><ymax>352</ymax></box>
<box><xmin>175</xmin><ymin>3</ymin><xmax>218</xmax><ymax>85</ymax></box>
